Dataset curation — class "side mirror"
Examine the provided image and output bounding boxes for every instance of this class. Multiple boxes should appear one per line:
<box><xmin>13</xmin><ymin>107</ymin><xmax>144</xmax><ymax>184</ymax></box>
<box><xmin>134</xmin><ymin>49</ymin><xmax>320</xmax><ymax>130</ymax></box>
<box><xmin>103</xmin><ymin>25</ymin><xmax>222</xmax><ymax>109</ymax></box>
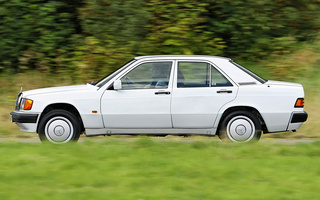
<box><xmin>113</xmin><ymin>80</ymin><xmax>122</xmax><ymax>90</ymax></box>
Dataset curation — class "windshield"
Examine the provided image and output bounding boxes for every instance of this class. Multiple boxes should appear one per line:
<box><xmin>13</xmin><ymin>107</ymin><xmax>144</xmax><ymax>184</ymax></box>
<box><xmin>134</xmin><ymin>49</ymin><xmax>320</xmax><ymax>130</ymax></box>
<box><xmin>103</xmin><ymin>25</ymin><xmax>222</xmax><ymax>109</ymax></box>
<box><xmin>231</xmin><ymin>61</ymin><xmax>267</xmax><ymax>84</ymax></box>
<box><xmin>96</xmin><ymin>59</ymin><xmax>136</xmax><ymax>87</ymax></box>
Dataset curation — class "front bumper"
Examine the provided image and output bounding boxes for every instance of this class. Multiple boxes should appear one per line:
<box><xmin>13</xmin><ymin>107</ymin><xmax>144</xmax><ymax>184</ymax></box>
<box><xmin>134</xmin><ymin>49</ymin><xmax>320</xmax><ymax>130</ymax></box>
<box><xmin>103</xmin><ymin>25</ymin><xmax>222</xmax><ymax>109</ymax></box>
<box><xmin>10</xmin><ymin>111</ymin><xmax>39</xmax><ymax>133</ymax></box>
<box><xmin>10</xmin><ymin>111</ymin><xmax>39</xmax><ymax>123</ymax></box>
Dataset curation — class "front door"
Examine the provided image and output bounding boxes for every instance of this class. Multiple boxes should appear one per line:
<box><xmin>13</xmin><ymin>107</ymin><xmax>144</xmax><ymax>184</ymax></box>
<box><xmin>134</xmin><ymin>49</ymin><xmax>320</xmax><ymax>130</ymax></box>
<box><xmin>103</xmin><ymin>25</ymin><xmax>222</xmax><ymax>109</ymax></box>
<box><xmin>101</xmin><ymin>61</ymin><xmax>173</xmax><ymax>128</ymax></box>
<box><xmin>171</xmin><ymin>61</ymin><xmax>238</xmax><ymax>128</ymax></box>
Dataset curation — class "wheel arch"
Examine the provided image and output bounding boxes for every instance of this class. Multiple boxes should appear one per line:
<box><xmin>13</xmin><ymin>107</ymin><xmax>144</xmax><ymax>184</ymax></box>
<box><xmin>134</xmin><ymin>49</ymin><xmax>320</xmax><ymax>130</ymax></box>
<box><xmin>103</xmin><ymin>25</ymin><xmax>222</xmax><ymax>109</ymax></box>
<box><xmin>37</xmin><ymin>103</ymin><xmax>85</xmax><ymax>133</ymax></box>
<box><xmin>217</xmin><ymin>106</ymin><xmax>267</xmax><ymax>134</ymax></box>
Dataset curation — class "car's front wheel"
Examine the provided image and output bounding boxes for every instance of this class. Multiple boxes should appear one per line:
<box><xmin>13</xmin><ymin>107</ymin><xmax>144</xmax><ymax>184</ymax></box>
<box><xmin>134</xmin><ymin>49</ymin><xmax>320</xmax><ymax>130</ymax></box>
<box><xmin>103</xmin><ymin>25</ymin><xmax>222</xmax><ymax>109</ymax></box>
<box><xmin>218</xmin><ymin>111</ymin><xmax>261</xmax><ymax>143</ymax></box>
<box><xmin>38</xmin><ymin>110</ymin><xmax>81</xmax><ymax>144</ymax></box>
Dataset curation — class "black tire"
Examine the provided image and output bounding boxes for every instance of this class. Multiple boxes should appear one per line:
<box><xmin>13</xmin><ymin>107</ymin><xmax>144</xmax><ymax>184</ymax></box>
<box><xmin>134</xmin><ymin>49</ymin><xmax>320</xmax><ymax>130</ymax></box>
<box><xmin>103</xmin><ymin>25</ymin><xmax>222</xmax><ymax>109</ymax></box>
<box><xmin>218</xmin><ymin>110</ymin><xmax>261</xmax><ymax>143</ymax></box>
<box><xmin>38</xmin><ymin>110</ymin><xmax>81</xmax><ymax>144</ymax></box>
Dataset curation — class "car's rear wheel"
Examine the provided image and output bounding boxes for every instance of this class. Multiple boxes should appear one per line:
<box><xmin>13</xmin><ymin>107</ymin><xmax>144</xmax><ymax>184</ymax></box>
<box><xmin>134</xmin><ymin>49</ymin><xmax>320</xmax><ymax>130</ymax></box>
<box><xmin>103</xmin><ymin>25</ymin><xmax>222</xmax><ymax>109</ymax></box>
<box><xmin>218</xmin><ymin>111</ymin><xmax>261</xmax><ymax>143</ymax></box>
<box><xmin>38</xmin><ymin>110</ymin><xmax>81</xmax><ymax>144</ymax></box>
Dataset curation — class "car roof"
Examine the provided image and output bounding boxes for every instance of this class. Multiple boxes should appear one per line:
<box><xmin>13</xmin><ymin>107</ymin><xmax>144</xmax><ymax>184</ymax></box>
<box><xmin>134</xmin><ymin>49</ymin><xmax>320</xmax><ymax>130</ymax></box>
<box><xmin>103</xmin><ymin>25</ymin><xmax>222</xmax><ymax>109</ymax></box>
<box><xmin>134</xmin><ymin>55</ymin><xmax>231</xmax><ymax>61</ymax></box>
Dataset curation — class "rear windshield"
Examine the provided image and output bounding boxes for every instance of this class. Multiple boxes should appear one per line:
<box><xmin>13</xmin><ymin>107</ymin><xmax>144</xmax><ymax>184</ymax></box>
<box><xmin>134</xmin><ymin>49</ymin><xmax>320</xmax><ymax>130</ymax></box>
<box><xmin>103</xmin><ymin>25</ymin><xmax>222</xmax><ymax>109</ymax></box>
<box><xmin>231</xmin><ymin>61</ymin><xmax>267</xmax><ymax>84</ymax></box>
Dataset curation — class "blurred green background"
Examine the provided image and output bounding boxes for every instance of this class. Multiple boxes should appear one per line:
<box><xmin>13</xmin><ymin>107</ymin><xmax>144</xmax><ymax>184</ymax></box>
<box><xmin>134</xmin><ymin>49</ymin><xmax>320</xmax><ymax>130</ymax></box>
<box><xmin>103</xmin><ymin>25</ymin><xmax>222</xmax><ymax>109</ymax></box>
<box><xmin>0</xmin><ymin>0</ymin><xmax>319</xmax><ymax>137</ymax></box>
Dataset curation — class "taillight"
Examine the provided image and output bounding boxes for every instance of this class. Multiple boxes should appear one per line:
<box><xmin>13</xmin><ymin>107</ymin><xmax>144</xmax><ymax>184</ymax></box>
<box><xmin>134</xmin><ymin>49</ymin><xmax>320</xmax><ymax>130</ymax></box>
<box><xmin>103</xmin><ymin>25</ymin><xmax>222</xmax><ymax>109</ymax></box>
<box><xmin>295</xmin><ymin>98</ymin><xmax>304</xmax><ymax>108</ymax></box>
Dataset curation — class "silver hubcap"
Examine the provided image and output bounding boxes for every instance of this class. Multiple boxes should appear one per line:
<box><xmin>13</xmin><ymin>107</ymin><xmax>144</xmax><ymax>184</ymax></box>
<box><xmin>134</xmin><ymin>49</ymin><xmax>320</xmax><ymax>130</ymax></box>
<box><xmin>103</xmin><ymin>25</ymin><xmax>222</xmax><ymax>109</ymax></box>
<box><xmin>227</xmin><ymin>116</ymin><xmax>255</xmax><ymax>142</ymax></box>
<box><xmin>45</xmin><ymin>116</ymin><xmax>74</xmax><ymax>144</ymax></box>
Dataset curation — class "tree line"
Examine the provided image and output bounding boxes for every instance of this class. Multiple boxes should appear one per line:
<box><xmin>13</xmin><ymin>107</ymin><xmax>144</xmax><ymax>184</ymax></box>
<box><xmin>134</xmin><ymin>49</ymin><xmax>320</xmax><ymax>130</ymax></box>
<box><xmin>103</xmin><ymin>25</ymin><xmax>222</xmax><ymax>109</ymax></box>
<box><xmin>0</xmin><ymin>0</ymin><xmax>319</xmax><ymax>81</ymax></box>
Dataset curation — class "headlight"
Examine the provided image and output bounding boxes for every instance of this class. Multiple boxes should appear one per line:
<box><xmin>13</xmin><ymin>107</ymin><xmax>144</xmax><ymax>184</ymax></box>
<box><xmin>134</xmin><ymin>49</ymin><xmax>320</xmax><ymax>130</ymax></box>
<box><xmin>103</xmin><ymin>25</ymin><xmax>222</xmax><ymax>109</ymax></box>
<box><xmin>20</xmin><ymin>98</ymin><xmax>34</xmax><ymax>110</ymax></box>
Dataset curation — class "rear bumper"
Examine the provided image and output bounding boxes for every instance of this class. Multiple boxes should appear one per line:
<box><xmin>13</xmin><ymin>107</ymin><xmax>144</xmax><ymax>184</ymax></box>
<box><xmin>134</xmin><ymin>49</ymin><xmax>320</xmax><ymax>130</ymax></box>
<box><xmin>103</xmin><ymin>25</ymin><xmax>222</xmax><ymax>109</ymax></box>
<box><xmin>287</xmin><ymin>111</ymin><xmax>308</xmax><ymax>131</ymax></box>
<box><xmin>10</xmin><ymin>111</ymin><xmax>38</xmax><ymax>123</ymax></box>
<box><xmin>290</xmin><ymin>112</ymin><xmax>308</xmax><ymax>123</ymax></box>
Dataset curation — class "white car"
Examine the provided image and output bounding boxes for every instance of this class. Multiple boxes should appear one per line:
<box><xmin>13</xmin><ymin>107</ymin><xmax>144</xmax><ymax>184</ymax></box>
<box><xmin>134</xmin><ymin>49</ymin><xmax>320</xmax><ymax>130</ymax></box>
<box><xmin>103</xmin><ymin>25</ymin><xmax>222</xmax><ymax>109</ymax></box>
<box><xmin>11</xmin><ymin>55</ymin><xmax>308</xmax><ymax>143</ymax></box>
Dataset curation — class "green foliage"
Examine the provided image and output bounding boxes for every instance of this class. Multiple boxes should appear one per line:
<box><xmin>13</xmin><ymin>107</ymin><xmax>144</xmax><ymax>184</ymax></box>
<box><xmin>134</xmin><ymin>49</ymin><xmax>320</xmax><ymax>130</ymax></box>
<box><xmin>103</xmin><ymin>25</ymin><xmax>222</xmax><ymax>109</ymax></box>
<box><xmin>141</xmin><ymin>0</ymin><xmax>226</xmax><ymax>55</ymax></box>
<box><xmin>80</xmin><ymin>0</ymin><xmax>150</xmax><ymax>45</ymax></box>
<box><xmin>205</xmin><ymin>0</ymin><xmax>320</xmax><ymax>59</ymax></box>
<box><xmin>67</xmin><ymin>35</ymin><xmax>134</xmax><ymax>82</ymax></box>
<box><xmin>0</xmin><ymin>0</ymin><xmax>319</xmax><ymax>81</ymax></box>
<box><xmin>0</xmin><ymin>0</ymin><xmax>80</xmax><ymax>72</ymax></box>
<box><xmin>67</xmin><ymin>0</ymin><xmax>150</xmax><ymax>81</ymax></box>
<box><xmin>263</xmin><ymin>39</ymin><xmax>320</xmax><ymax>81</ymax></box>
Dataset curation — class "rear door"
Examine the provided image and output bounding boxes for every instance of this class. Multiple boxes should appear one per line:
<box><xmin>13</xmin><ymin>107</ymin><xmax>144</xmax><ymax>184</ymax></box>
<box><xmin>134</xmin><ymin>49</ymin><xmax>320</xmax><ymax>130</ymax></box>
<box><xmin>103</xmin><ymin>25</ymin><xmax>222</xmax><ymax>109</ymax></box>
<box><xmin>171</xmin><ymin>61</ymin><xmax>238</xmax><ymax>128</ymax></box>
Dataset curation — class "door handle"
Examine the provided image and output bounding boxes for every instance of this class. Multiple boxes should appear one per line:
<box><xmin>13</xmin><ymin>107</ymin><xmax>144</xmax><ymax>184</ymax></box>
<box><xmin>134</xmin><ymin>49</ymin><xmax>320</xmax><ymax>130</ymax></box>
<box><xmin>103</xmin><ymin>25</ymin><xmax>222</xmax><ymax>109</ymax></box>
<box><xmin>217</xmin><ymin>90</ymin><xmax>232</xmax><ymax>94</ymax></box>
<box><xmin>155</xmin><ymin>91</ymin><xmax>171</xmax><ymax>95</ymax></box>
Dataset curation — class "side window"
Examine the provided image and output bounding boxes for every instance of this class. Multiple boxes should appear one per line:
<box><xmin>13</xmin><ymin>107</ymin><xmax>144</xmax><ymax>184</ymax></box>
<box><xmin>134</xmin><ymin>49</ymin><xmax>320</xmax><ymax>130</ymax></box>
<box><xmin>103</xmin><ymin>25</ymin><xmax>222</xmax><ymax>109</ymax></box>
<box><xmin>177</xmin><ymin>62</ymin><xmax>210</xmax><ymax>88</ymax></box>
<box><xmin>121</xmin><ymin>62</ymin><xmax>172</xmax><ymax>90</ymax></box>
<box><xmin>211</xmin><ymin>66</ymin><xmax>233</xmax><ymax>87</ymax></box>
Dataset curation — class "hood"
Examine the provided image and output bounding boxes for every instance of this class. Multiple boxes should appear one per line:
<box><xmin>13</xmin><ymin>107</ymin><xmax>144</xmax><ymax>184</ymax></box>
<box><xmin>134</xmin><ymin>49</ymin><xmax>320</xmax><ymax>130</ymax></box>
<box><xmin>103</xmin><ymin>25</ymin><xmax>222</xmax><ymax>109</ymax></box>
<box><xmin>266</xmin><ymin>80</ymin><xmax>302</xmax><ymax>87</ymax></box>
<box><xmin>22</xmin><ymin>84</ymin><xmax>98</xmax><ymax>97</ymax></box>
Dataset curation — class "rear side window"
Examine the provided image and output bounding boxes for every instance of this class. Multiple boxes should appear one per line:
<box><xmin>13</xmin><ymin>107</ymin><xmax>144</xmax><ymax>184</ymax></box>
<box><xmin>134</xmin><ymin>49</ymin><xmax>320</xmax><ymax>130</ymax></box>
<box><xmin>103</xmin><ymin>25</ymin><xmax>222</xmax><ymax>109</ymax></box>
<box><xmin>177</xmin><ymin>62</ymin><xmax>232</xmax><ymax>88</ymax></box>
<box><xmin>211</xmin><ymin>66</ymin><xmax>233</xmax><ymax>87</ymax></box>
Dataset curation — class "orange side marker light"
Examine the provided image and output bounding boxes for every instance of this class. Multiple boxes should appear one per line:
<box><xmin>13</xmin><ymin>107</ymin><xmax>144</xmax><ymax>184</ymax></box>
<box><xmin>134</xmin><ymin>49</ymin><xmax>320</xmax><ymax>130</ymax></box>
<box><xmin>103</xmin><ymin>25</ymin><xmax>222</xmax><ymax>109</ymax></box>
<box><xmin>24</xmin><ymin>99</ymin><xmax>33</xmax><ymax>110</ymax></box>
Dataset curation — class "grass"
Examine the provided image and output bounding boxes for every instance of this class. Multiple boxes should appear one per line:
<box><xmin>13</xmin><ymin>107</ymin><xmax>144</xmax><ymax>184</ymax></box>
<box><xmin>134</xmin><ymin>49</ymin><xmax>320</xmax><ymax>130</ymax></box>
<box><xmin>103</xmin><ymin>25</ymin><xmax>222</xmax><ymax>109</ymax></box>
<box><xmin>1</xmin><ymin>139</ymin><xmax>320</xmax><ymax>199</ymax></box>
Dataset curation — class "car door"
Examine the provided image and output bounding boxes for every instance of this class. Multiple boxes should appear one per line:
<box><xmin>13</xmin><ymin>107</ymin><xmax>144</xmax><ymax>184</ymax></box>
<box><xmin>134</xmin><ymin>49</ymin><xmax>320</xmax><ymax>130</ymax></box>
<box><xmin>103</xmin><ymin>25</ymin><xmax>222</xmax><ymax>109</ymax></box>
<box><xmin>171</xmin><ymin>61</ymin><xmax>238</xmax><ymax>128</ymax></box>
<box><xmin>101</xmin><ymin>61</ymin><xmax>173</xmax><ymax>128</ymax></box>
